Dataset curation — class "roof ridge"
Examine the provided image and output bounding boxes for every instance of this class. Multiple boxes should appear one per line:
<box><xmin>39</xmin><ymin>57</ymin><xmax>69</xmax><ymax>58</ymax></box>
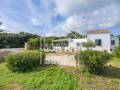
<box><xmin>87</xmin><ymin>30</ymin><xmax>111</xmax><ymax>34</ymax></box>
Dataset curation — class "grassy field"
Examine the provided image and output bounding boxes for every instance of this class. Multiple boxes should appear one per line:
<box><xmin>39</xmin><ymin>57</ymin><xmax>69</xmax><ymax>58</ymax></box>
<box><xmin>0</xmin><ymin>59</ymin><xmax>120</xmax><ymax>90</ymax></box>
<box><xmin>0</xmin><ymin>64</ymin><xmax>80</xmax><ymax>90</ymax></box>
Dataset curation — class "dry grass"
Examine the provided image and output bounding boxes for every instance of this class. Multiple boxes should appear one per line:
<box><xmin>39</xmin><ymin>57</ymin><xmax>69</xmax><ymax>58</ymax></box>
<box><xmin>61</xmin><ymin>58</ymin><xmax>120</xmax><ymax>90</ymax></box>
<box><xmin>4</xmin><ymin>83</ymin><xmax>22</xmax><ymax>90</ymax></box>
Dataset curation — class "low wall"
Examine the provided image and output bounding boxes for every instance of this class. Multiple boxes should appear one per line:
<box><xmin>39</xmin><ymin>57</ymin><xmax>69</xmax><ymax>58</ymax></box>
<box><xmin>45</xmin><ymin>53</ymin><xmax>76</xmax><ymax>66</ymax></box>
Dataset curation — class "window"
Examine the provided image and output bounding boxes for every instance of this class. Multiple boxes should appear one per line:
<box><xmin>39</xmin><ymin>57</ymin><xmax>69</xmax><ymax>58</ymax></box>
<box><xmin>77</xmin><ymin>42</ymin><xmax>80</xmax><ymax>46</ymax></box>
<box><xmin>111</xmin><ymin>40</ymin><xmax>115</xmax><ymax>45</ymax></box>
<box><xmin>63</xmin><ymin>42</ymin><xmax>68</xmax><ymax>47</ymax></box>
<box><xmin>95</xmin><ymin>39</ymin><xmax>102</xmax><ymax>46</ymax></box>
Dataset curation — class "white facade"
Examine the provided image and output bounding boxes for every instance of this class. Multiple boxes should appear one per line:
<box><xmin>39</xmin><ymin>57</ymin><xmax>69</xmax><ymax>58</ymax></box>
<box><xmin>87</xmin><ymin>33</ymin><xmax>111</xmax><ymax>52</ymax></box>
<box><xmin>111</xmin><ymin>36</ymin><xmax>119</xmax><ymax>50</ymax></box>
<box><xmin>52</xmin><ymin>31</ymin><xmax>119</xmax><ymax>52</ymax></box>
<box><xmin>52</xmin><ymin>38</ymin><xmax>87</xmax><ymax>52</ymax></box>
<box><xmin>87</xmin><ymin>33</ymin><xmax>119</xmax><ymax>52</ymax></box>
<box><xmin>68</xmin><ymin>39</ymin><xmax>87</xmax><ymax>51</ymax></box>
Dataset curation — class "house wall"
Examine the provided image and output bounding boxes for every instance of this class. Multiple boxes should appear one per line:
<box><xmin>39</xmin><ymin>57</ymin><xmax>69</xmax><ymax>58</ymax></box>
<box><xmin>68</xmin><ymin>39</ymin><xmax>87</xmax><ymax>51</ymax></box>
<box><xmin>52</xmin><ymin>39</ymin><xmax>87</xmax><ymax>52</ymax></box>
<box><xmin>87</xmin><ymin>33</ymin><xmax>111</xmax><ymax>52</ymax></box>
<box><xmin>52</xmin><ymin>46</ymin><xmax>70</xmax><ymax>52</ymax></box>
<box><xmin>69</xmin><ymin>39</ymin><xmax>87</xmax><ymax>47</ymax></box>
<box><xmin>111</xmin><ymin>36</ymin><xmax>119</xmax><ymax>50</ymax></box>
<box><xmin>52</xmin><ymin>33</ymin><xmax>119</xmax><ymax>53</ymax></box>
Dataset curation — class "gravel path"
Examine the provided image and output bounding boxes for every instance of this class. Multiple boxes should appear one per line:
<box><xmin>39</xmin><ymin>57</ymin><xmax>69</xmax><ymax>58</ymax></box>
<box><xmin>0</xmin><ymin>48</ymin><xmax>23</xmax><ymax>53</ymax></box>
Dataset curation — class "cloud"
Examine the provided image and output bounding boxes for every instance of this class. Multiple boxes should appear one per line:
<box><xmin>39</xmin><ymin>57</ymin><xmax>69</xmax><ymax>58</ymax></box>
<box><xmin>0</xmin><ymin>0</ymin><xmax>120</xmax><ymax>35</ymax></box>
<box><xmin>0</xmin><ymin>0</ymin><xmax>54</xmax><ymax>34</ymax></box>
<box><xmin>46</xmin><ymin>4</ymin><xmax>120</xmax><ymax>36</ymax></box>
<box><xmin>55</xmin><ymin>0</ymin><xmax>120</xmax><ymax>16</ymax></box>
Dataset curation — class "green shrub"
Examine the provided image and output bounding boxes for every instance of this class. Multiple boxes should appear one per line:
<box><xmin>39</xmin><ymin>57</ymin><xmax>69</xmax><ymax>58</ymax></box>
<box><xmin>113</xmin><ymin>44</ymin><xmax>120</xmax><ymax>58</ymax></box>
<box><xmin>75</xmin><ymin>50</ymin><xmax>111</xmax><ymax>74</ymax></box>
<box><xmin>5</xmin><ymin>51</ymin><xmax>45</xmax><ymax>72</ymax></box>
<box><xmin>0</xmin><ymin>51</ymin><xmax>10</xmax><ymax>63</ymax></box>
<box><xmin>27</xmin><ymin>38</ymin><xmax>40</xmax><ymax>50</ymax></box>
<box><xmin>82</xmin><ymin>40</ymin><xmax>95</xmax><ymax>50</ymax></box>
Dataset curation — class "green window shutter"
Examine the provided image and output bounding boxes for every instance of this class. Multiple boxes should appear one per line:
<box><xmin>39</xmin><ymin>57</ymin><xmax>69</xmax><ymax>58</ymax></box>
<box><xmin>95</xmin><ymin>39</ymin><xmax>102</xmax><ymax>46</ymax></box>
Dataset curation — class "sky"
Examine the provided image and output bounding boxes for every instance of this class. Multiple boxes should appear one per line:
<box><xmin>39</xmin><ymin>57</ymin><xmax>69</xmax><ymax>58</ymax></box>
<box><xmin>0</xmin><ymin>0</ymin><xmax>120</xmax><ymax>36</ymax></box>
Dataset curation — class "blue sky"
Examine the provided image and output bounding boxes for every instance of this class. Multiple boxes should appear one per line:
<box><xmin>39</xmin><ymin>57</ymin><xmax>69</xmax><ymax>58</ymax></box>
<box><xmin>0</xmin><ymin>0</ymin><xmax>120</xmax><ymax>36</ymax></box>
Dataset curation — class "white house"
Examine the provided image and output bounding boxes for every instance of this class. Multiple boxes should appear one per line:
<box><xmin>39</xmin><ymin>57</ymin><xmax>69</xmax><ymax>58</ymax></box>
<box><xmin>52</xmin><ymin>30</ymin><xmax>119</xmax><ymax>53</ymax></box>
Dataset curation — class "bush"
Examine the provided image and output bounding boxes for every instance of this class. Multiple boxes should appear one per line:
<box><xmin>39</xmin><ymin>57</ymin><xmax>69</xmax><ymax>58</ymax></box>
<box><xmin>113</xmin><ymin>44</ymin><xmax>120</xmax><ymax>58</ymax></box>
<box><xmin>82</xmin><ymin>40</ymin><xmax>95</xmax><ymax>50</ymax></box>
<box><xmin>0</xmin><ymin>51</ymin><xmax>10</xmax><ymax>63</ymax></box>
<box><xmin>5</xmin><ymin>51</ymin><xmax>45</xmax><ymax>72</ymax></box>
<box><xmin>26</xmin><ymin>38</ymin><xmax>40</xmax><ymax>50</ymax></box>
<box><xmin>75</xmin><ymin>50</ymin><xmax>111</xmax><ymax>74</ymax></box>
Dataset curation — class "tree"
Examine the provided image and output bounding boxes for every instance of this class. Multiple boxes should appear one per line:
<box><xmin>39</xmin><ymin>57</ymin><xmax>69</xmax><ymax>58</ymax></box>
<box><xmin>0</xmin><ymin>32</ymin><xmax>39</xmax><ymax>48</ymax></box>
<box><xmin>27</xmin><ymin>38</ymin><xmax>40</xmax><ymax>50</ymax></box>
<box><xmin>82</xmin><ymin>40</ymin><xmax>96</xmax><ymax>50</ymax></box>
<box><xmin>66</xmin><ymin>31</ymin><xmax>84</xmax><ymax>39</ymax></box>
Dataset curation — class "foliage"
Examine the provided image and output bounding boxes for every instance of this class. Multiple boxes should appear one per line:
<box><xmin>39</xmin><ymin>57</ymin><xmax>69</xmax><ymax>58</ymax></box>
<box><xmin>26</xmin><ymin>37</ymin><xmax>59</xmax><ymax>50</ymax></box>
<box><xmin>117</xmin><ymin>35</ymin><xmax>120</xmax><ymax>42</ymax></box>
<box><xmin>0</xmin><ymin>51</ymin><xmax>10</xmax><ymax>63</ymax></box>
<box><xmin>82</xmin><ymin>40</ymin><xmax>96</xmax><ymax>50</ymax></box>
<box><xmin>0</xmin><ymin>32</ymin><xmax>39</xmax><ymax>48</ymax></box>
<box><xmin>113</xmin><ymin>44</ymin><xmax>120</xmax><ymax>58</ymax></box>
<box><xmin>44</xmin><ymin>37</ymin><xmax>56</xmax><ymax>49</ymax></box>
<box><xmin>75</xmin><ymin>50</ymin><xmax>111</xmax><ymax>74</ymax></box>
<box><xmin>67</xmin><ymin>31</ymin><xmax>85</xmax><ymax>39</ymax></box>
<box><xmin>0</xmin><ymin>64</ymin><xmax>79</xmax><ymax>90</ymax></box>
<box><xmin>5</xmin><ymin>51</ymin><xmax>45</xmax><ymax>72</ymax></box>
<box><xmin>27</xmin><ymin>38</ymin><xmax>40</xmax><ymax>50</ymax></box>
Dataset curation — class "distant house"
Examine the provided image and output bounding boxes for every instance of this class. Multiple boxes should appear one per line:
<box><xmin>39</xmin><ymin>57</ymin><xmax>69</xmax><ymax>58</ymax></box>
<box><xmin>52</xmin><ymin>30</ymin><xmax>119</xmax><ymax>53</ymax></box>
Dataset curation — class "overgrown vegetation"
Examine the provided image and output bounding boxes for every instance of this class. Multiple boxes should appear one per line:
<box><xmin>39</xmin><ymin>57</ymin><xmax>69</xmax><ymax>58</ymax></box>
<box><xmin>5</xmin><ymin>51</ymin><xmax>45</xmax><ymax>72</ymax></box>
<box><xmin>26</xmin><ymin>38</ymin><xmax>40</xmax><ymax>50</ymax></box>
<box><xmin>113</xmin><ymin>44</ymin><xmax>120</xmax><ymax>59</ymax></box>
<box><xmin>0</xmin><ymin>64</ymin><xmax>80</xmax><ymax>90</ymax></box>
<box><xmin>0</xmin><ymin>51</ymin><xmax>10</xmax><ymax>63</ymax></box>
<box><xmin>75</xmin><ymin>50</ymin><xmax>111</xmax><ymax>74</ymax></box>
<box><xmin>82</xmin><ymin>40</ymin><xmax>96</xmax><ymax>50</ymax></box>
<box><xmin>0</xmin><ymin>61</ymin><xmax>120</xmax><ymax>90</ymax></box>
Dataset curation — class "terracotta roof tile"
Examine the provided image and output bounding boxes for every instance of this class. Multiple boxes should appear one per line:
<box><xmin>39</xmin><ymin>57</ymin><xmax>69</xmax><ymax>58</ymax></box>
<box><xmin>87</xmin><ymin>30</ymin><xmax>111</xmax><ymax>34</ymax></box>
